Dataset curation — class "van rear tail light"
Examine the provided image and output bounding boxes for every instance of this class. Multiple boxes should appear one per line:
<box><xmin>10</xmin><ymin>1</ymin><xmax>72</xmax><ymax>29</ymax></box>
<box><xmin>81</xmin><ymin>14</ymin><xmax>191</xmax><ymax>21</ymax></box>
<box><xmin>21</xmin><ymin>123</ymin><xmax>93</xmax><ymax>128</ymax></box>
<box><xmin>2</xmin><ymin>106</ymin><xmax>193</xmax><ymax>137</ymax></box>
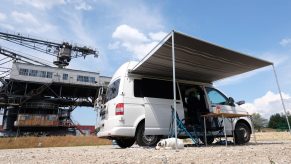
<box><xmin>115</xmin><ymin>103</ymin><xmax>124</xmax><ymax>115</ymax></box>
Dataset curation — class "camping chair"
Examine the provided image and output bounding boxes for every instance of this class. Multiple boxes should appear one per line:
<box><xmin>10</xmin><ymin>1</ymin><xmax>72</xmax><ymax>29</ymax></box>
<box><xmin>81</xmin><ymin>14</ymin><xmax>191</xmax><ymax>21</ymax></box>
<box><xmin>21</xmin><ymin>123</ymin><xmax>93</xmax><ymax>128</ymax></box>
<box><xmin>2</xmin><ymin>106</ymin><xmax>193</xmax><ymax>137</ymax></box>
<box><xmin>168</xmin><ymin>106</ymin><xmax>200</xmax><ymax>146</ymax></box>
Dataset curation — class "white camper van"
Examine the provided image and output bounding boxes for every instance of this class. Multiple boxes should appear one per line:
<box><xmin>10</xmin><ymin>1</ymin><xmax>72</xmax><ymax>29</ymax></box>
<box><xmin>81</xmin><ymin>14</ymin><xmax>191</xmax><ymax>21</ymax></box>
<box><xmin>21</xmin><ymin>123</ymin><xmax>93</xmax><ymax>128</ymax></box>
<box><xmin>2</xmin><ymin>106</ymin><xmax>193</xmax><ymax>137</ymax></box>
<box><xmin>97</xmin><ymin>61</ymin><xmax>253</xmax><ymax>148</ymax></box>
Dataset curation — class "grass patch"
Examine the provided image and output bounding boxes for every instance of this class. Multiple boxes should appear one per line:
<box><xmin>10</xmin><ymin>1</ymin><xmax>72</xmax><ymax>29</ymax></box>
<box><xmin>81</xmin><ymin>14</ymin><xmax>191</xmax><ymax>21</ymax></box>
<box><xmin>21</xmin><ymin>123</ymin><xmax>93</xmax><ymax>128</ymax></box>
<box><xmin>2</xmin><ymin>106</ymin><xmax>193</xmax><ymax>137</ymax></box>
<box><xmin>0</xmin><ymin>136</ymin><xmax>111</xmax><ymax>149</ymax></box>
<box><xmin>255</xmin><ymin>132</ymin><xmax>291</xmax><ymax>141</ymax></box>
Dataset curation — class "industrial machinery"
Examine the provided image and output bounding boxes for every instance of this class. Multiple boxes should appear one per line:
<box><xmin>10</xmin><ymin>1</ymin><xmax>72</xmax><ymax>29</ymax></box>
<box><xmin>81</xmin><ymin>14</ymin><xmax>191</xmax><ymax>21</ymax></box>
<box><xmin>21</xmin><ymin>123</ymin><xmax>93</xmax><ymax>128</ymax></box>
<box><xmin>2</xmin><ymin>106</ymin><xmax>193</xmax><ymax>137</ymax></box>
<box><xmin>0</xmin><ymin>31</ymin><xmax>110</xmax><ymax>136</ymax></box>
<box><xmin>0</xmin><ymin>31</ymin><xmax>98</xmax><ymax>68</ymax></box>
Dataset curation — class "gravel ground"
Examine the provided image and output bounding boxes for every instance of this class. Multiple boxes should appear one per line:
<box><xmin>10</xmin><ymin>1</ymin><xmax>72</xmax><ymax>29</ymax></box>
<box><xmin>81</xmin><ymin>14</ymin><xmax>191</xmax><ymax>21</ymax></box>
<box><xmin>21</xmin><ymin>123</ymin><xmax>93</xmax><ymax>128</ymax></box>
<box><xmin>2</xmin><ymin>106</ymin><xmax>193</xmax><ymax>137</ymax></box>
<box><xmin>1</xmin><ymin>141</ymin><xmax>291</xmax><ymax>164</ymax></box>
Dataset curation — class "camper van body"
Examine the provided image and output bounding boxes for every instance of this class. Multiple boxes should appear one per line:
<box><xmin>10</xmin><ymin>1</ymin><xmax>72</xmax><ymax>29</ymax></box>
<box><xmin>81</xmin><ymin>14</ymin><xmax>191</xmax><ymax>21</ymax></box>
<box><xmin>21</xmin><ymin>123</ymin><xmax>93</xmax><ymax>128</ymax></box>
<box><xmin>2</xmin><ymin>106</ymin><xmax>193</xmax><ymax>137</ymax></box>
<box><xmin>97</xmin><ymin>61</ymin><xmax>253</xmax><ymax>147</ymax></box>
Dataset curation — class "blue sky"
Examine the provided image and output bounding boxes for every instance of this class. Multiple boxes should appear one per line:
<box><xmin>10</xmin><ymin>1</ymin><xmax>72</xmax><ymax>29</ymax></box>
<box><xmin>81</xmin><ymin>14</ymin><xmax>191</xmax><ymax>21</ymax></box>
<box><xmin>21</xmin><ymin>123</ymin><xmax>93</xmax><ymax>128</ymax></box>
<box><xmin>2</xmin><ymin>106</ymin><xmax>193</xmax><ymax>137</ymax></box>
<box><xmin>0</xmin><ymin>0</ymin><xmax>291</xmax><ymax>124</ymax></box>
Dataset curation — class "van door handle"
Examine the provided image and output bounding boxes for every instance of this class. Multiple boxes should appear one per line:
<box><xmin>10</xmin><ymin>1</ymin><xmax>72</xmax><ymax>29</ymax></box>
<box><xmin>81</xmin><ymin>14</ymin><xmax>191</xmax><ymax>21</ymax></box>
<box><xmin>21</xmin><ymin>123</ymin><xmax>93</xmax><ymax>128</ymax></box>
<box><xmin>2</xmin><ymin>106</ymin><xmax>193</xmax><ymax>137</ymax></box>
<box><xmin>176</xmin><ymin>102</ymin><xmax>181</xmax><ymax>104</ymax></box>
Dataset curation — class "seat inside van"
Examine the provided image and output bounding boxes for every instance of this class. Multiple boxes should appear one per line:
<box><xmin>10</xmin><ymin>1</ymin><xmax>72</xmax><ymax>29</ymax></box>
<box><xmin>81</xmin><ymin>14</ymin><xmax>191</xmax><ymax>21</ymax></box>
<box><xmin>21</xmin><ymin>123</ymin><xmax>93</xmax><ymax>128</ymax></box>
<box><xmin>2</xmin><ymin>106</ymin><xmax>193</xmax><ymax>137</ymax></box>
<box><xmin>180</xmin><ymin>85</ymin><xmax>207</xmax><ymax>127</ymax></box>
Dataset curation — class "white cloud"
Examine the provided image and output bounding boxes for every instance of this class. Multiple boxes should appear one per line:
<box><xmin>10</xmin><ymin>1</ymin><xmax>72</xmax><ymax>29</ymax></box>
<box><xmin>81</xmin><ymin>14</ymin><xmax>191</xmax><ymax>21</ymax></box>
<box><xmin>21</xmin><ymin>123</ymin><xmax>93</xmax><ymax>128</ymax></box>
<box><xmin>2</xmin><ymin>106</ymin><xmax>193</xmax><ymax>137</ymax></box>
<box><xmin>14</xmin><ymin>0</ymin><xmax>93</xmax><ymax>11</ymax></box>
<box><xmin>75</xmin><ymin>1</ymin><xmax>93</xmax><ymax>11</ymax></box>
<box><xmin>112</xmin><ymin>24</ymin><xmax>149</xmax><ymax>43</ymax></box>
<box><xmin>0</xmin><ymin>12</ymin><xmax>6</xmax><ymax>21</ymax></box>
<box><xmin>241</xmin><ymin>91</ymin><xmax>291</xmax><ymax>119</ymax></box>
<box><xmin>8</xmin><ymin>11</ymin><xmax>57</xmax><ymax>34</ymax></box>
<box><xmin>149</xmin><ymin>31</ymin><xmax>168</xmax><ymax>41</ymax></box>
<box><xmin>15</xmin><ymin>0</ymin><xmax>65</xmax><ymax>10</ymax></box>
<box><xmin>12</xmin><ymin>11</ymin><xmax>39</xmax><ymax>25</ymax></box>
<box><xmin>110</xmin><ymin>24</ymin><xmax>167</xmax><ymax>60</ymax></box>
<box><xmin>279</xmin><ymin>38</ymin><xmax>291</xmax><ymax>47</ymax></box>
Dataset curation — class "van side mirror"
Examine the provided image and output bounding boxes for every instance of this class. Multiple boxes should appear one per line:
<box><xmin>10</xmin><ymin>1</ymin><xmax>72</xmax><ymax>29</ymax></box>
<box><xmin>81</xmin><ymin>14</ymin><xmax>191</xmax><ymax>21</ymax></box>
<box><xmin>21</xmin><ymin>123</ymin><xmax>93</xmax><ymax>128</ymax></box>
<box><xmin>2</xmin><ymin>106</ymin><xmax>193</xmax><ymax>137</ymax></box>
<box><xmin>228</xmin><ymin>97</ymin><xmax>235</xmax><ymax>106</ymax></box>
<box><xmin>236</xmin><ymin>100</ymin><xmax>245</xmax><ymax>105</ymax></box>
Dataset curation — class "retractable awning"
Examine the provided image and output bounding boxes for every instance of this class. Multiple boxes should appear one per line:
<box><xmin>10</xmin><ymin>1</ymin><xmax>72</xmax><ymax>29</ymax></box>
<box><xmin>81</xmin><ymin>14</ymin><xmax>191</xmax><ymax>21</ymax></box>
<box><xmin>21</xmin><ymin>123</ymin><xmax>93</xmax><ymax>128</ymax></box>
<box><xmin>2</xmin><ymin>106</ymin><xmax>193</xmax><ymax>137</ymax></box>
<box><xmin>131</xmin><ymin>31</ymin><xmax>272</xmax><ymax>83</ymax></box>
<box><xmin>130</xmin><ymin>31</ymin><xmax>290</xmax><ymax>149</ymax></box>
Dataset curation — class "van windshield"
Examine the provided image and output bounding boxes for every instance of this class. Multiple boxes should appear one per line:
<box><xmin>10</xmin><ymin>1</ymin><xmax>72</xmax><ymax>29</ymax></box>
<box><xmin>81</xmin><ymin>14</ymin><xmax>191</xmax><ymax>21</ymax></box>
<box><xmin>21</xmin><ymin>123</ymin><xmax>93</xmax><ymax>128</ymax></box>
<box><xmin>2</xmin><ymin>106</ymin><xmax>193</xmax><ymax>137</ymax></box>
<box><xmin>106</xmin><ymin>79</ymin><xmax>120</xmax><ymax>102</ymax></box>
<box><xmin>205</xmin><ymin>87</ymin><xmax>228</xmax><ymax>105</ymax></box>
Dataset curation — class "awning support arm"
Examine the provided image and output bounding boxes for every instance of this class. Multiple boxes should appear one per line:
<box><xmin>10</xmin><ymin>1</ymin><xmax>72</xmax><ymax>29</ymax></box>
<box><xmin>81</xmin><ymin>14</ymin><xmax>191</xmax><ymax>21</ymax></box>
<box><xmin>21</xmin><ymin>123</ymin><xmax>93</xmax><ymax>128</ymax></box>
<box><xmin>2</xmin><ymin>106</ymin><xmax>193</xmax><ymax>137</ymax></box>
<box><xmin>171</xmin><ymin>31</ymin><xmax>178</xmax><ymax>150</ymax></box>
<box><xmin>272</xmin><ymin>64</ymin><xmax>291</xmax><ymax>134</ymax></box>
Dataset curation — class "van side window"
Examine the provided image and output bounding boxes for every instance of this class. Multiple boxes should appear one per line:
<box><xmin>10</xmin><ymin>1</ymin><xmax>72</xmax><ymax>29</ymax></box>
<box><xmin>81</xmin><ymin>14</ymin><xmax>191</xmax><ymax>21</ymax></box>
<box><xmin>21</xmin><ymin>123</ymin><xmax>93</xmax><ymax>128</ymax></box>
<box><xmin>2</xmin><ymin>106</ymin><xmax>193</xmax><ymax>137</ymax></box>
<box><xmin>134</xmin><ymin>79</ymin><xmax>143</xmax><ymax>97</ymax></box>
<box><xmin>106</xmin><ymin>79</ymin><xmax>120</xmax><ymax>102</ymax></box>
<box><xmin>205</xmin><ymin>87</ymin><xmax>228</xmax><ymax>105</ymax></box>
<box><xmin>134</xmin><ymin>79</ymin><xmax>180</xmax><ymax>99</ymax></box>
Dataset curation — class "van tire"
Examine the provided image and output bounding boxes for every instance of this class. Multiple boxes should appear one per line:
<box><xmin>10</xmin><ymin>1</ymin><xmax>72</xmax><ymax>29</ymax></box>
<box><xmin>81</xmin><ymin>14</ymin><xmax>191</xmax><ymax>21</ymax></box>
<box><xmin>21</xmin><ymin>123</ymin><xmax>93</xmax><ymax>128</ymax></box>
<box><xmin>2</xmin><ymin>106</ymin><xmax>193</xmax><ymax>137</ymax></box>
<box><xmin>136</xmin><ymin>122</ymin><xmax>160</xmax><ymax>147</ymax></box>
<box><xmin>234</xmin><ymin>122</ymin><xmax>251</xmax><ymax>144</ymax></box>
<box><xmin>115</xmin><ymin>138</ymin><xmax>135</xmax><ymax>148</ymax></box>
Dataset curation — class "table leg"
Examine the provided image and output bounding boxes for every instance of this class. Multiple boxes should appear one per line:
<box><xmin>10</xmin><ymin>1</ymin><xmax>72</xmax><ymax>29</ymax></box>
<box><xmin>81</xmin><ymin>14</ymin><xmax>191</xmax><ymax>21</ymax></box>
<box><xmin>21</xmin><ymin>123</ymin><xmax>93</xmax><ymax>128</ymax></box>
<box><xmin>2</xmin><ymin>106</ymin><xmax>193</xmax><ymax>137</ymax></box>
<box><xmin>204</xmin><ymin>116</ymin><xmax>207</xmax><ymax>146</ymax></box>
<box><xmin>250</xmin><ymin>116</ymin><xmax>257</xmax><ymax>144</ymax></box>
<box><xmin>222</xmin><ymin>115</ymin><xmax>227</xmax><ymax>147</ymax></box>
<box><xmin>231</xmin><ymin>118</ymin><xmax>235</xmax><ymax>145</ymax></box>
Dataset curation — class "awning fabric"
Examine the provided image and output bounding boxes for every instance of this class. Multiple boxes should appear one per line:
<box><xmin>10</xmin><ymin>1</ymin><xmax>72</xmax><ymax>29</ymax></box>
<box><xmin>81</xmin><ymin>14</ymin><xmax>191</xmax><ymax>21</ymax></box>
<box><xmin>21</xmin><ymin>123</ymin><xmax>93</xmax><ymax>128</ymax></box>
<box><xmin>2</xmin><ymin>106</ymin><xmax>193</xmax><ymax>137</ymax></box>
<box><xmin>131</xmin><ymin>31</ymin><xmax>272</xmax><ymax>83</ymax></box>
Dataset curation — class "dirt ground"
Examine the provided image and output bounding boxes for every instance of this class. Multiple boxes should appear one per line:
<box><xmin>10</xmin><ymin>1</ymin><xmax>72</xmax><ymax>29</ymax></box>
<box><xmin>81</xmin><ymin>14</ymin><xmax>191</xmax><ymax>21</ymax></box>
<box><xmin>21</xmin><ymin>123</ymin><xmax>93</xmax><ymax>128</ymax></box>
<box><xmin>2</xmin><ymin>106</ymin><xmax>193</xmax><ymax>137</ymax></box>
<box><xmin>1</xmin><ymin>132</ymin><xmax>291</xmax><ymax>164</ymax></box>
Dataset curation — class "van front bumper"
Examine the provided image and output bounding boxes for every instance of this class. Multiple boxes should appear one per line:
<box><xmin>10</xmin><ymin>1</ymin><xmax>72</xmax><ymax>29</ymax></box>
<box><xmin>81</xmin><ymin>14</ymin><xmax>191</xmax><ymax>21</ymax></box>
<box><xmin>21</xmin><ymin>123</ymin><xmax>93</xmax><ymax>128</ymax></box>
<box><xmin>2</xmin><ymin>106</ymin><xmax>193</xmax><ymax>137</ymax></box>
<box><xmin>97</xmin><ymin>126</ymin><xmax>135</xmax><ymax>138</ymax></box>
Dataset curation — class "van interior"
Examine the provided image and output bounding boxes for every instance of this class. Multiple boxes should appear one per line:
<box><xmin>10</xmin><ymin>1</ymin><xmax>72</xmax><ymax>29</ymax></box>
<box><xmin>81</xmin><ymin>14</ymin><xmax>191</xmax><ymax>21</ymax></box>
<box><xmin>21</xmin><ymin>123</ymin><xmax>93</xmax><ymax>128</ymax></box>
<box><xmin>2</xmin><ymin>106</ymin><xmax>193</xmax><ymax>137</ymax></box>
<box><xmin>179</xmin><ymin>84</ymin><xmax>208</xmax><ymax>126</ymax></box>
<box><xmin>179</xmin><ymin>84</ymin><xmax>222</xmax><ymax>133</ymax></box>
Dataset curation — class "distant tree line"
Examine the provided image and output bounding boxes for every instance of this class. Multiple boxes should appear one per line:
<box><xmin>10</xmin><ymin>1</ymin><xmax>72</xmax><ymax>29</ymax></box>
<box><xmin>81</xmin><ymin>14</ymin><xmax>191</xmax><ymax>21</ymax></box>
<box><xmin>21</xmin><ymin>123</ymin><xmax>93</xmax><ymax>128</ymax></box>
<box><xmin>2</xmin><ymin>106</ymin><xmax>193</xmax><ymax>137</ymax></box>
<box><xmin>251</xmin><ymin>112</ymin><xmax>291</xmax><ymax>131</ymax></box>
<box><xmin>268</xmin><ymin>112</ymin><xmax>291</xmax><ymax>130</ymax></box>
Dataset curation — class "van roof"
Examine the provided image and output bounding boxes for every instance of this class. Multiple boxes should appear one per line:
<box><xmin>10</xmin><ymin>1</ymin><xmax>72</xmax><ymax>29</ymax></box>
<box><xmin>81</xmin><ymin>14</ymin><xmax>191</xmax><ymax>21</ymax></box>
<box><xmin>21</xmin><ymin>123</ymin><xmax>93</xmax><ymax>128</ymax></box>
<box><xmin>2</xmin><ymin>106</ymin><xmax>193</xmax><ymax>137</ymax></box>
<box><xmin>130</xmin><ymin>31</ymin><xmax>272</xmax><ymax>83</ymax></box>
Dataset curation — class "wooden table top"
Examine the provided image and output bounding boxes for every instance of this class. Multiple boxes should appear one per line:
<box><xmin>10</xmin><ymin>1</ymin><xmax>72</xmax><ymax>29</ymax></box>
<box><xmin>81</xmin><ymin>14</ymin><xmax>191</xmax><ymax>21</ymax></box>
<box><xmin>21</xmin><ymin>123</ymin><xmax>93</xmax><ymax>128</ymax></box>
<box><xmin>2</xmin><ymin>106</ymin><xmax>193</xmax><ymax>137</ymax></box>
<box><xmin>201</xmin><ymin>112</ymin><xmax>251</xmax><ymax>118</ymax></box>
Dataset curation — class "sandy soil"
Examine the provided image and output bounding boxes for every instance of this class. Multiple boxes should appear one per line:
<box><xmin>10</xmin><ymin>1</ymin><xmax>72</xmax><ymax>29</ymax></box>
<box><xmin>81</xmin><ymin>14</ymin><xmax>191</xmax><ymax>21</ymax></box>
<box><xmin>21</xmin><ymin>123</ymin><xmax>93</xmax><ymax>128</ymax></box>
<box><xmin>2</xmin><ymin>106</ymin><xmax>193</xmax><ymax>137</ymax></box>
<box><xmin>1</xmin><ymin>132</ymin><xmax>291</xmax><ymax>163</ymax></box>
<box><xmin>1</xmin><ymin>140</ymin><xmax>291</xmax><ymax>164</ymax></box>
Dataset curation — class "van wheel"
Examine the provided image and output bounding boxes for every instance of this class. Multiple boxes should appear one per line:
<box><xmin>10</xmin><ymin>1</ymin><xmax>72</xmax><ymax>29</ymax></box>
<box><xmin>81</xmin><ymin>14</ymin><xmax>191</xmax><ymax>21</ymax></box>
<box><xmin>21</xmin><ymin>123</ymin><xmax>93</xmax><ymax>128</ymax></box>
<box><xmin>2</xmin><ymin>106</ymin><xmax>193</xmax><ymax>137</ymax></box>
<box><xmin>136</xmin><ymin>122</ymin><xmax>160</xmax><ymax>147</ymax></box>
<box><xmin>234</xmin><ymin>122</ymin><xmax>251</xmax><ymax>144</ymax></box>
<box><xmin>115</xmin><ymin>138</ymin><xmax>135</xmax><ymax>148</ymax></box>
